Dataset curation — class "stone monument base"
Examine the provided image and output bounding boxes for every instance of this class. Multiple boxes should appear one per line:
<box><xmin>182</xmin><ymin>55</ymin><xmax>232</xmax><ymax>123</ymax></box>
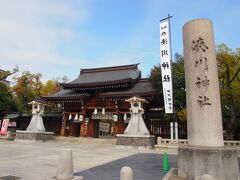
<box><xmin>15</xmin><ymin>130</ymin><xmax>54</xmax><ymax>142</ymax></box>
<box><xmin>116</xmin><ymin>134</ymin><xmax>156</xmax><ymax>149</ymax></box>
<box><xmin>178</xmin><ymin>146</ymin><xmax>239</xmax><ymax>180</ymax></box>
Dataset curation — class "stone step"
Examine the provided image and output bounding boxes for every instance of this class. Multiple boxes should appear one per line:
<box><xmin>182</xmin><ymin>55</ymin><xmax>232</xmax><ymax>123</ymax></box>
<box><xmin>54</xmin><ymin>136</ymin><xmax>117</xmax><ymax>145</ymax></box>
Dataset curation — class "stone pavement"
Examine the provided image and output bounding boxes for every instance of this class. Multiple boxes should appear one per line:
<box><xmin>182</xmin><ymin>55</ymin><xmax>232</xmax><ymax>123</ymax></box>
<box><xmin>75</xmin><ymin>153</ymin><xmax>177</xmax><ymax>180</ymax></box>
<box><xmin>0</xmin><ymin>138</ymin><xmax>177</xmax><ymax>180</ymax></box>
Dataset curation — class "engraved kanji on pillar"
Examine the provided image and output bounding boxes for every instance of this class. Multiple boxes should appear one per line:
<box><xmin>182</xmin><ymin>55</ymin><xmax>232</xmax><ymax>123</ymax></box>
<box><xmin>192</xmin><ymin>37</ymin><xmax>211</xmax><ymax>107</ymax></box>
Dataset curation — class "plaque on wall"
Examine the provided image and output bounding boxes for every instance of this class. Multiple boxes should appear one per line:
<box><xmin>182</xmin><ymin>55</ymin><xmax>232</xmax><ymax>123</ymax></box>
<box><xmin>92</xmin><ymin>112</ymin><xmax>114</xmax><ymax>120</ymax></box>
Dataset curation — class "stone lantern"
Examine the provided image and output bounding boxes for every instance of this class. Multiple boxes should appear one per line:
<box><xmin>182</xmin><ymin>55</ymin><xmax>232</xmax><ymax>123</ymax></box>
<box><xmin>124</xmin><ymin>96</ymin><xmax>149</xmax><ymax>135</ymax></box>
<box><xmin>15</xmin><ymin>99</ymin><xmax>54</xmax><ymax>142</ymax></box>
<box><xmin>116</xmin><ymin>96</ymin><xmax>155</xmax><ymax>149</ymax></box>
<box><xmin>26</xmin><ymin>100</ymin><xmax>47</xmax><ymax>132</ymax></box>
<box><xmin>29</xmin><ymin>100</ymin><xmax>46</xmax><ymax>114</ymax></box>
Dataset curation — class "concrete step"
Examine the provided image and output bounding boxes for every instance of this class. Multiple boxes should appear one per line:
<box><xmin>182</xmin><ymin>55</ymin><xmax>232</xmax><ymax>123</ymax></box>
<box><xmin>54</xmin><ymin>136</ymin><xmax>117</xmax><ymax>145</ymax></box>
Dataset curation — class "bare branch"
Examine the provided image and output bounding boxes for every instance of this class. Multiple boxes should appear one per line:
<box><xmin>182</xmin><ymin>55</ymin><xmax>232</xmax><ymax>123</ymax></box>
<box><xmin>0</xmin><ymin>66</ymin><xmax>19</xmax><ymax>80</ymax></box>
<box><xmin>230</xmin><ymin>66</ymin><xmax>240</xmax><ymax>84</ymax></box>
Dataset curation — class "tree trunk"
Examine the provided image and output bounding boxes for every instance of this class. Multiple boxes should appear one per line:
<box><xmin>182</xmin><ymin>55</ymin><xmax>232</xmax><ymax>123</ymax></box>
<box><xmin>226</xmin><ymin>67</ymin><xmax>235</xmax><ymax>140</ymax></box>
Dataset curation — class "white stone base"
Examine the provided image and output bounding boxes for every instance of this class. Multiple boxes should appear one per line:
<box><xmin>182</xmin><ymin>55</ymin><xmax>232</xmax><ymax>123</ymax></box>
<box><xmin>15</xmin><ymin>130</ymin><xmax>54</xmax><ymax>142</ymax></box>
<box><xmin>116</xmin><ymin>134</ymin><xmax>156</xmax><ymax>149</ymax></box>
<box><xmin>178</xmin><ymin>146</ymin><xmax>239</xmax><ymax>179</ymax></box>
<box><xmin>116</xmin><ymin>134</ymin><xmax>154</xmax><ymax>138</ymax></box>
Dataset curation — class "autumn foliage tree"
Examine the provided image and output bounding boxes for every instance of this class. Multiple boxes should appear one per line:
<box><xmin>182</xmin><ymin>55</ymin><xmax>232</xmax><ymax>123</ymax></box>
<box><xmin>12</xmin><ymin>71</ymin><xmax>63</xmax><ymax>112</ymax></box>
<box><xmin>40</xmin><ymin>80</ymin><xmax>59</xmax><ymax>96</ymax></box>
<box><xmin>150</xmin><ymin>44</ymin><xmax>240</xmax><ymax>139</ymax></box>
<box><xmin>216</xmin><ymin>44</ymin><xmax>240</xmax><ymax>139</ymax></box>
<box><xmin>12</xmin><ymin>71</ymin><xmax>42</xmax><ymax>112</ymax></box>
<box><xmin>0</xmin><ymin>68</ymin><xmax>68</xmax><ymax>117</ymax></box>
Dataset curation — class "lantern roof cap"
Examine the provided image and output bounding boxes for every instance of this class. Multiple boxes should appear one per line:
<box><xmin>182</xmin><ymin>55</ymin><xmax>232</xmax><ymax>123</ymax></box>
<box><xmin>125</xmin><ymin>96</ymin><xmax>146</xmax><ymax>103</ymax></box>
<box><xmin>28</xmin><ymin>99</ymin><xmax>47</xmax><ymax>106</ymax></box>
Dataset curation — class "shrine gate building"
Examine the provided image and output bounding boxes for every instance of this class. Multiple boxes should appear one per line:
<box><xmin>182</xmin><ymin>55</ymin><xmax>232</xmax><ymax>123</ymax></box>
<box><xmin>43</xmin><ymin>64</ymin><xmax>159</xmax><ymax>138</ymax></box>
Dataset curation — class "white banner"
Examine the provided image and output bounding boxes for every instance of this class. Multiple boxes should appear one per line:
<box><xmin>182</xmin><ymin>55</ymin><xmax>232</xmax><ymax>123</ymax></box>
<box><xmin>160</xmin><ymin>19</ymin><xmax>173</xmax><ymax>113</ymax></box>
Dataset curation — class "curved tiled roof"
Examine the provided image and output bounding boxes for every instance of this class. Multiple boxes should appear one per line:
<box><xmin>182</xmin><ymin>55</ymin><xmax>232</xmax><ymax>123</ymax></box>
<box><xmin>43</xmin><ymin>64</ymin><xmax>157</xmax><ymax>102</ymax></box>
<box><xmin>43</xmin><ymin>79</ymin><xmax>156</xmax><ymax>102</ymax></box>
<box><xmin>99</xmin><ymin>78</ymin><xmax>157</xmax><ymax>98</ymax></box>
<box><xmin>60</xmin><ymin>64</ymin><xmax>141</xmax><ymax>89</ymax></box>
<box><xmin>42</xmin><ymin>90</ymin><xmax>90</xmax><ymax>101</ymax></box>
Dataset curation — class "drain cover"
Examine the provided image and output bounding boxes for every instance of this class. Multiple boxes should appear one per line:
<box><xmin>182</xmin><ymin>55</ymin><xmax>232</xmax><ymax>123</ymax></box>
<box><xmin>0</xmin><ymin>175</ymin><xmax>21</xmax><ymax>180</ymax></box>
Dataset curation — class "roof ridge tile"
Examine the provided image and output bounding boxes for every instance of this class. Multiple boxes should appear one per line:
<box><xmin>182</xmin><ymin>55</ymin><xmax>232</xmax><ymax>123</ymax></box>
<box><xmin>80</xmin><ymin>63</ymin><xmax>139</xmax><ymax>74</ymax></box>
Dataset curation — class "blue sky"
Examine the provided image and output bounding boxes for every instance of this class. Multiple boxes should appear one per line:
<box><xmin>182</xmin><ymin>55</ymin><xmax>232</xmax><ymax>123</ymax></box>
<box><xmin>0</xmin><ymin>0</ymin><xmax>240</xmax><ymax>82</ymax></box>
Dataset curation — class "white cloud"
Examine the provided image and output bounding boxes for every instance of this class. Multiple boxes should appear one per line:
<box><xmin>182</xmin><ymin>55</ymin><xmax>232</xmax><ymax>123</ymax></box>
<box><xmin>0</xmin><ymin>0</ymin><xmax>90</xmax><ymax>82</ymax></box>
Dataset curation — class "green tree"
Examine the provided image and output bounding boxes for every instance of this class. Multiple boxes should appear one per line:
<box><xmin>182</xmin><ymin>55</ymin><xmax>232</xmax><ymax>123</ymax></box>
<box><xmin>0</xmin><ymin>83</ymin><xmax>17</xmax><ymax>117</ymax></box>
<box><xmin>150</xmin><ymin>53</ymin><xmax>186</xmax><ymax>116</ymax></box>
<box><xmin>171</xmin><ymin>53</ymin><xmax>186</xmax><ymax>111</ymax></box>
<box><xmin>150</xmin><ymin>44</ymin><xmax>240</xmax><ymax>139</ymax></box>
<box><xmin>216</xmin><ymin>44</ymin><xmax>240</xmax><ymax>139</ymax></box>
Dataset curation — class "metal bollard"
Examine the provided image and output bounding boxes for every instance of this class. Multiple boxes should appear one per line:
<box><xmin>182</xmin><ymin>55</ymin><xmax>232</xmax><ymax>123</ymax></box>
<box><xmin>56</xmin><ymin>149</ymin><xmax>73</xmax><ymax>180</ymax></box>
<box><xmin>120</xmin><ymin>166</ymin><xmax>133</xmax><ymax>180</ymax></box>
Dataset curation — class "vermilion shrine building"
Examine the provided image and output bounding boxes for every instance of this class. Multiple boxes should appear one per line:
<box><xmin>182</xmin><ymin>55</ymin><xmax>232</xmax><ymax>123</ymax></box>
<box><xmin>43</xmin><ymin>64</ymin><xmax>161</xmax><ymax>138</ymax></box>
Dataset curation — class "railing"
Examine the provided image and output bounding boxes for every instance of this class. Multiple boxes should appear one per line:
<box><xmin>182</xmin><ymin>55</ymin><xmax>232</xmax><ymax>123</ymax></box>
<box><xmin>155</xmin><ymin>137</ymin><xmax>240</xmax><ymax>149</ymax></box>
<box><xmin>224</xmin><ymin>141</ymin><xmax>240</xmax><ymax>146</ymax></box>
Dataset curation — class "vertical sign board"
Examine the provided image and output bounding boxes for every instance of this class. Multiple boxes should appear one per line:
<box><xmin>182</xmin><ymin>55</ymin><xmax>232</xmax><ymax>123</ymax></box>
<box><xmin>0</xmin><ymin>119</ymin><xmax>9</xmax><ymax>135</ymax></box>
<box><xmin>160</xmin><ymin>18</ymin><xmax>173</xmax><ymax>113</ymax></box>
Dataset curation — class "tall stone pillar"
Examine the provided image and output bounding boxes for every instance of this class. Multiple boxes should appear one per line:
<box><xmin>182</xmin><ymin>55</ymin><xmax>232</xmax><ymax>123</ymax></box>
<box><xmin>183</xmin><ymin>19</ymin><xmax>223</xmax><ymax>147</ymax></box>
<box><xmin>178</xmin><ymin>19</ymin><xmax>239</xmax><ymax>180</ymax></box>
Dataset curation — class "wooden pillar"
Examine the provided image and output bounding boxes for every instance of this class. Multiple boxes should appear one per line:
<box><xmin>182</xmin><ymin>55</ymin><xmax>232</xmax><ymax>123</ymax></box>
<box><xmin>93</xmin><ymin>119</ymin><xmax>99</xmax><ymax>138</ymax></box>
<box><xmin>69</xmin><ymin>117</ymin><xmax>75</xmax><ymax>136</ymax></box>
<box><xmin>60</xmin><ymin>112</ymin><xmax>67</xmax><ymax>136</ymax></box>
<box><xmin>87</xmin><ymin>119</ymin><xmax>94</xmax><ymax>137</ymax></box>
<box><xmin>80</xmin><ymin>119</ymin><xmax>84</xmax><ymax>137</ymax></box>
<box><xmin>117</xmin><ymin>119</ymin><xmax>124</xmax><ymax>134</ymax></box>
<box><xmin>114</xmin><ymin>120</ymin><xmax>118</xmax><ymax>135</ymax></box>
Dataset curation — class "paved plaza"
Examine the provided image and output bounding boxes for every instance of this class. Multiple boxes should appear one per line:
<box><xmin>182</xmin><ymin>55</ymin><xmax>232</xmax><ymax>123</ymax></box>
<box><xmin>75</xmin><ymin>153</ymin><xmax>177</xmax><ymax>180</ymax></box>
<box><xmin>0</xmin><ymin>138</ymin><xmax>177</xmax><ymax>180</ymax></box>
